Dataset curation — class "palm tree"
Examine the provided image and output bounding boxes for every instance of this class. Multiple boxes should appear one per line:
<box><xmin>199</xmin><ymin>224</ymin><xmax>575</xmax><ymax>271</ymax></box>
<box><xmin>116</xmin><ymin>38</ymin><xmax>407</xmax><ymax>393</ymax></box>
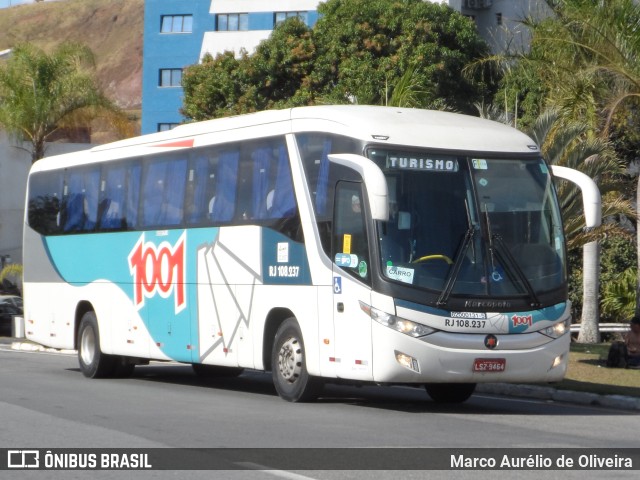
<box><xmin>0</xmin><ymin>263</ymin><xmax>23</xmax><ymax>295</ymax></box>
<box><xmin>386</xmin><ymin>66</ymin><xmax>427</xmax><ymax>108</ymax></box>
<box><xmin>529</xmin><ymin>109</ymin><xmax>634</xmax><ymax>343</ymax></box>
<box><xmin>524</xmin><ymin>1</ymin><xmax>640</xmax><ymax>318</ymax></box>
<box><xmin>601</xmin><ymin>268</ymin><xmax>636</xmax><ymax>321</ymax></box>
<box><xmin>470</xmin><ymin>1</ymin><xmax>640</xmax><ymax>340</ymax></box>
<box><xmin>0</xmin><ymin>42</ymin><xmax>121</xmax><ymax>162</ymax></box>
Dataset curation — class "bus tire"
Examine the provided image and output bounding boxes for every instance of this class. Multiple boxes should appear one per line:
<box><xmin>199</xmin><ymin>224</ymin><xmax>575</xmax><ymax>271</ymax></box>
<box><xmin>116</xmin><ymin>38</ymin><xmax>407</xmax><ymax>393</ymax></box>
<box><xmin>425</xmin><ymin>383</ymin><xmax>476</xmax><ymax>403</ymax></box>
<box><xmin>192</xmin><ymin>364</ymin><xmax>244</xmax><ymax>378</ymax></box>
<box><xmin>77</xmin><ymin>311</ymin><xmax>115</xmax><ymax>378</ymax></box>
<box><xmin>271</xmin><ymin>318</ymin><xmax>323</xmax><ymax>402</ymax></box>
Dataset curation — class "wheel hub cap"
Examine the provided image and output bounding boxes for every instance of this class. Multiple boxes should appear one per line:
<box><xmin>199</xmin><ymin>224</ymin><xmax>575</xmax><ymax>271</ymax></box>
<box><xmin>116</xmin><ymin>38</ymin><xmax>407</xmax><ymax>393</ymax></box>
<box><xmin>278</xmin><ymin>337</ymin><xmax>302</xmax><ymax>383</ymax></box>
<box><xmin>80</xmin><ymin>327</ymin><xmax>96</xmax><ymax>365</ymax></box>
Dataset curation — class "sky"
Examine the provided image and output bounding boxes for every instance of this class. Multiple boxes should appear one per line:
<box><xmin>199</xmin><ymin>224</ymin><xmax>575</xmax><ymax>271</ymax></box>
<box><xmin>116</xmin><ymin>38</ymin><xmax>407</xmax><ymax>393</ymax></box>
<box><xmin>0</xmin><ymin>0</ymin><xmax>448</xmax><ymax>9</ymax></box>
<box><xmin>0</xmin><ymin>0</ymin><xmax>61</xmax><ymax>9</ymax></box>
<box><xmin>0</xmin><ymin>0</ymin><xmax>34</xmax><ymax>8</ymax></box>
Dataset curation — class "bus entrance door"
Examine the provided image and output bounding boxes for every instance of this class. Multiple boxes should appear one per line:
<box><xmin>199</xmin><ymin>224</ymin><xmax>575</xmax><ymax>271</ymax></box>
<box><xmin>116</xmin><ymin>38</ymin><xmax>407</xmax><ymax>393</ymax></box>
<box><xmin>332</xmin><ymin>181</ymin><xmax>374</xmax><ymax>381</ymax></box>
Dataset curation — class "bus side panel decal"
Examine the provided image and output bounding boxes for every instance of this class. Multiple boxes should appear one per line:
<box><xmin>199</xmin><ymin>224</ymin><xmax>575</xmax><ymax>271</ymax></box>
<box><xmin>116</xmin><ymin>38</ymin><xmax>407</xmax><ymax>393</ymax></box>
<box><xmin>129</xmin><ymin>231</ymin><xmax>186</xmax><ymax>314</ymax></box>
<box><xmin>43</xmin><ymin>229</ymin><xmax>213</xmax><ymax>361</ymax></box>
<box><xmin>194</xmin><ymin>226</ymin><xmax>262</xmax><ymax>364</ymax></box>
<box><xmin>42</xmin><ymin>225</ymin><xmax>311</xmax><ymax>363</ymax></box>
<box><xmin>261</xmin><ymin>229</ymin><xmax>311</xmax><ymax>285</ymax></box>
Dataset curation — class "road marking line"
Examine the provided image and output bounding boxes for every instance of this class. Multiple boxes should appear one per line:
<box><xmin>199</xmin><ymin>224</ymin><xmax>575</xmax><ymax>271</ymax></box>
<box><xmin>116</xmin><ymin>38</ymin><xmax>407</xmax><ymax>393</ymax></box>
<box><xmin>235</xmin><ymin>462</ymin><xmax>318</xmax><ymax>480</ymax></box>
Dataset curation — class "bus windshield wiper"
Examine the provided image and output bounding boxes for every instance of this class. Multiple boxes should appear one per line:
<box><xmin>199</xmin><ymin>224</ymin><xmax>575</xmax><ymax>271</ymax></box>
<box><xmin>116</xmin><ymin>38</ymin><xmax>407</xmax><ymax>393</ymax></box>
<box><xmin>490</xmin><ymin>233</ymin><xmax>541</xmax><ymax>309</ymax></box>
<box><xmin>436</xmin><ymin>227</ymin><xmax>475</xmax><ymax>307</ymax></box>
<box><xmin>483</xmin><ymin>208</ymin><xmax>540</xmax><ymax>308</ymax></box>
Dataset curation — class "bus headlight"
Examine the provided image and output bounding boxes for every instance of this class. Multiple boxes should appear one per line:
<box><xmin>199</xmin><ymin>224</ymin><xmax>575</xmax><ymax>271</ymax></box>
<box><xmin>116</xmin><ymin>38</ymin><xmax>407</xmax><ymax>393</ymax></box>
<box><xmin>360</xmin><ymin>302</ymin><xmax>435</xmax><ymax>338</ymax></box>
<box><xmin>540</xmin><ymin>319</ymin><xmax>570</xmax><ymax>339</ymax></box>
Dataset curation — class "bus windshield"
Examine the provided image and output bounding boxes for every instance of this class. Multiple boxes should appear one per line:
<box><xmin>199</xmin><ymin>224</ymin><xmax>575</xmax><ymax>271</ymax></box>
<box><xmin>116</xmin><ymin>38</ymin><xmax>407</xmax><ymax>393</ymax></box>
<box><xmin>367</xmin><ymin>148</ymin><xmax>566</xmax><ymax>304</ymax></box>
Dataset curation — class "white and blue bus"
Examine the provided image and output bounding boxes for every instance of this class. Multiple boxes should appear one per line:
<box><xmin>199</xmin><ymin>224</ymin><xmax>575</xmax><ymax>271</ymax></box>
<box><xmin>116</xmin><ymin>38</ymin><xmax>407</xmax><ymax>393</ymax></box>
<box><xmin>23</xmin><ymin>106</ymin><xmax>600</xmax><ymax>403</ymax></box>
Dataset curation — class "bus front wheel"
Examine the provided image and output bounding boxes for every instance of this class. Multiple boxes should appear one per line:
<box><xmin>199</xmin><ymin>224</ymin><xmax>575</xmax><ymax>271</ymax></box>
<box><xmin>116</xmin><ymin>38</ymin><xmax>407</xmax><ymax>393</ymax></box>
<box><xmin>425</xmin><ymin>383</ymin><xmax>476</xmax><ymax>403</ymax></box>
<box><xmin>271</xmin><ymin>318</ymin><xmax>323</xmax><ymax>402</ymax></box>
<box><xmin>77</xmin><ymin>311</ymin><xmax>115</xmax><ymax>378</ymax></box>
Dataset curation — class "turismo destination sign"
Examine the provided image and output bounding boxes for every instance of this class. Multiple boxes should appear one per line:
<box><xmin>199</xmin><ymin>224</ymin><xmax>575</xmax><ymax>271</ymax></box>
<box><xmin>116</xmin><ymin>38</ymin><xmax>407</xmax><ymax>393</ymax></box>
<box><xmin>387</xmin><ymin>154</ymin><xmax>459</xmax><ymax>172</ymax></box>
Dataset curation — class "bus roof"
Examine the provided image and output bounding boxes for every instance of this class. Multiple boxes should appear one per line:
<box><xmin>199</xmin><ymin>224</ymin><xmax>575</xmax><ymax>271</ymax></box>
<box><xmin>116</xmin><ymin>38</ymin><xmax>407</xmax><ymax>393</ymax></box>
<box><xmin>290</xmin><ymin>106</ymin><xmax>539</xmax><ymax>154</ymax></box>
<box><xmin>31</xmin><ymin>106</ymin><xmax>539</xmax><ymax>172</ymax></box>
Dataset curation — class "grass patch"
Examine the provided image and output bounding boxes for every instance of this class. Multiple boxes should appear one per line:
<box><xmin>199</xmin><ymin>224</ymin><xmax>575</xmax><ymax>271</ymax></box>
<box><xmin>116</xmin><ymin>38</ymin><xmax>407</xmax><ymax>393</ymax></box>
<box><xmin>545</xmin><ymin>343</ymin><xmax>640</xmax><ymax>397</ymax></box>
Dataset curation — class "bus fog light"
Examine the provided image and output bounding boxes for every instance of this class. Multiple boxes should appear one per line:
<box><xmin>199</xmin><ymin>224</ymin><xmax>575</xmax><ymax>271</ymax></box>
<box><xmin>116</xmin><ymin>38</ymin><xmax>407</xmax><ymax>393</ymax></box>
<box><xmin>395</xmin><ymin>351</ymin><xmax>420</xmax><ymax>373</ymax></box>
<box><xmin>551</xmin><ymin>354</ymin><xmax>564</xmax><ymax>369</ymax></box>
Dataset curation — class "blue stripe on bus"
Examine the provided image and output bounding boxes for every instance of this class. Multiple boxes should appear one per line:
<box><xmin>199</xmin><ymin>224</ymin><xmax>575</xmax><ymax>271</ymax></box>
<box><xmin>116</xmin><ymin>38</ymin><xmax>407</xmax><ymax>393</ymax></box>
<box><xmin>45</xmin><ymin>228</ymin><xmax>218</xmax><ymax>361</ymax></box>
<box><xmin>43</xmin><ymin>227</ymin><xmax>310</xmax><ymax>361</ymax></box>
<box><xmin>394</xmin><ymin>298</ymin><xmax>567</xmax><ymax>333</ymax></box>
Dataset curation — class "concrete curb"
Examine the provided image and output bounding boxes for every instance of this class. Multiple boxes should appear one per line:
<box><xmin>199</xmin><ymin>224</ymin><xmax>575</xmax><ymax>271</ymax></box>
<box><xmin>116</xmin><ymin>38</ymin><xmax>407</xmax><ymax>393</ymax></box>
<box><xmin>10</xmin><ymin>341</ymin><xmax>76</xmax><ymax>355</ymax></box>
<box><xmin>476</xmin><ymin>383</ymin><xmax>640</xmax><ymax>411</ymax></box>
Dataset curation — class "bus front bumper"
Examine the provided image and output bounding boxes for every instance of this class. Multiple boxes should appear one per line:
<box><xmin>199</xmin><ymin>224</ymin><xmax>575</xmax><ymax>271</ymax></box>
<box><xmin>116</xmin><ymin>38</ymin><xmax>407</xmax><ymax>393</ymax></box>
<box><xmin>371</xmin><ymin>322</ymin><xmax>570</xmax><ymax>384</ymax></box>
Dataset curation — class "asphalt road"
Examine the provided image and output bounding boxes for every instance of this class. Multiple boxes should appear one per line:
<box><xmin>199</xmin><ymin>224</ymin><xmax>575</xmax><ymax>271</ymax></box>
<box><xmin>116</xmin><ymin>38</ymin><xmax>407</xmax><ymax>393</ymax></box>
<box><xmin>0</xmin><ymin>345</ymin><xmax>637</xmax><ymax>480</ymax></box>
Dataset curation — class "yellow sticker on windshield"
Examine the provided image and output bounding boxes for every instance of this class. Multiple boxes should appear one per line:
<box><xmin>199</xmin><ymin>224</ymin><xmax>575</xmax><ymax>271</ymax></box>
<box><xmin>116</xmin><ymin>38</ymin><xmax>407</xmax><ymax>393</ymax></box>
<box><xmin>343</xmin><ymin>234</ymin><xmax>352</xmax><ymax>254</ymax></box>
<box><xmin>472</xmin><ymin>159</ymin><xmax>488</xmax><ymax>170</ymax></box>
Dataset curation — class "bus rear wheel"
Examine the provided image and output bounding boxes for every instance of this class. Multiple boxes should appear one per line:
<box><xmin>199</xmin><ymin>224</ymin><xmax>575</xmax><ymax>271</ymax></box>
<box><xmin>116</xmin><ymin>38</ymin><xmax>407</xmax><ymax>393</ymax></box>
<box><xmin>425</xmin><ymin>383</ymin><xmax>476</xmax><ymax>403</ymax></box>
<box><xmin>271</xmin><ymin>318</ymin><xmax>323</xmax><ymax>402</ymax></box>
<box><xmin>77</xmin><ymin>311</ymin><xmax>115</xmax><ymax>378</ymax></box>
<box><xmin>192</xmin><ymin>364</ymin><xmax>244</xmax><ymax>378</ymax></box>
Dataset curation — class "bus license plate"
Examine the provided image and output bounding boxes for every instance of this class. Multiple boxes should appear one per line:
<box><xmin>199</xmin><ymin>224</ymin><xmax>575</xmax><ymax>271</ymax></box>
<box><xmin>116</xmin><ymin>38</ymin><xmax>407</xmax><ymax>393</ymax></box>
<box><xmin>473</xmin><ymin>358</ymin><xmax>506</xmax><ymax>372</ymax></box>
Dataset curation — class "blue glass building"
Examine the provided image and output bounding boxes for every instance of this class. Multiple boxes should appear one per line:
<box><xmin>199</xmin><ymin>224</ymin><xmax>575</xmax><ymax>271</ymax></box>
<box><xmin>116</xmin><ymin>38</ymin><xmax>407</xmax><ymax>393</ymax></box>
<box><xmin>141</xmin><ymin>1</ymin><xmax>320</xmax><ymax>134</ymax></box>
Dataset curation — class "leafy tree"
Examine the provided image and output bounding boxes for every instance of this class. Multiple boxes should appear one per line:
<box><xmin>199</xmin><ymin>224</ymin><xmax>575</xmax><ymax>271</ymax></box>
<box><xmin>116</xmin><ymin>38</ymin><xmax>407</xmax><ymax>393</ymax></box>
<box><xmin>0</xmin><ymin>42</ymin><xmax>121</xmax><ymax>162</ymax></box>
<box><xmin>181</xmin><ymin>51</ymin><xmax>249</xmax><ymax>121</ymax></box>
<box><xmin>309</xmin><ymin>0</ymin><xmax>492</xmax><ymax>111</ymax></box>
<box><xmin>245</xmin><ymin>18</ymin><xmax>317</xmax><ymax>110</ymax></box>
<box><xmin>182</xmin><ymin>0</ymin><xmax>494</xmax><ymax>120</ymax></box>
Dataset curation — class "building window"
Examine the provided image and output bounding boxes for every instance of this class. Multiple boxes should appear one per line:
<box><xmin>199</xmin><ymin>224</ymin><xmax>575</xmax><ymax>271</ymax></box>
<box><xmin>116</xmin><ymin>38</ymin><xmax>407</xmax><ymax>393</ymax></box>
<box><xmin>159</xmin><ymin>69</ymin><xmax>183</xmax><ymax>87</ymax></box>
<box><xmin>217</xmin><ymin>13</ymin><xmax>249</xmax><ymax>31</ymax></box>
<box><xmin>496</xmin><ymin>13</ymin><xmax>503</xmax><ymax>25</ymax></box>
<box><xmin>158</xmin><ymin>123</ymin><xmax>180</xmax><ymax>132</ymax></box>
<box><xmin>161</xmin><ymin>15</ymin><xmax>193</xmax><ymax>33</ymax></box>
<box><xmin>275</xmin><ymin>11</ymin><xmax>308</xmax><ymax>26</ymax></box>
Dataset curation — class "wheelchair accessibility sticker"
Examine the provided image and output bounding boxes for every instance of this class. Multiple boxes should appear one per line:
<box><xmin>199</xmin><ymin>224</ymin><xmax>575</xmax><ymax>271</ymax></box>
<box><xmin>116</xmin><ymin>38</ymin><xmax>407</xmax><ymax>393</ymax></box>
<box><xmin>333</xmin><ymin>277</ymin><xmax>342</xmax><ymax>294</ymax></box>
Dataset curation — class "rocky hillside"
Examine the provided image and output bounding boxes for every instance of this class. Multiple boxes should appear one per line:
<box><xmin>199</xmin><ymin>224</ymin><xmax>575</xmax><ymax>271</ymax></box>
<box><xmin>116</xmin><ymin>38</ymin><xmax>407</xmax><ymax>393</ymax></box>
<box><xmin>0</xmin><ymin>0</ymin><xmax>143</xmax><ymax>109</ymax></box>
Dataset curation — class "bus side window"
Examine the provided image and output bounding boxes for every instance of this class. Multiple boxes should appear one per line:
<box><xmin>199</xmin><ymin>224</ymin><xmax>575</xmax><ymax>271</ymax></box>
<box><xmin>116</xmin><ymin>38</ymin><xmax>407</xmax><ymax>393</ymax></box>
<box><xmin>250</xmin><ymin>146</ymin><xmax>273</xmax><ymax>221</ymax></box>
<box><xmin>249</xmin><ymin>142</ymin><xmax>296</xmax><ymax>221</ymax></box>
<box><xmin>126</xmin><ymin>162</ymin><xmax>141</xmax><ymax>229</ymax></box>
<box><xmin>184</xmin><ymin>138</ymin><xmax>299</xmax><ymax>233</ymax></box>
<box><xmin>333</xmin><ymin>181</ymin><xmax>371</xmax><ymax>283</ymax></box>
<box><xmin>210</xmin><ymin>150</ymin><xmax>239</xmax><ymax>223</ymax></box>
<box><xmin>99</xmin><ymin>164</ymin><xmax>127</xmax><ymax>230</ymax></box>
<box><xmin>141</xmin><ymin>156</ymin><xmax>187</xmax><ymax>228</ymax></box>
<box><xmin>268</xmin><ymin>145</ymin><xmax>296</xmax><ymax>219</ymax></box>
<box><xmin>98</xmin><ymin>159</ymin><xmax>141</xmax><ymax>231</ymax></box>
<box><xmin>61</xmin><ymin>167</ymin><xmax>100</xmax><ymax>233</ymax></box>
<box><xmin>27</xmin><ymin>170</ymin><xmax>64</xmax><ymax>235</ymax></box>
<box><xmin>186</xmin><ymin>154</ymin><xmax>210</xmax><ymax>225</ymax></box>
<box><xmin>296</xmin><ymin>133</ymin><xmax>363</xmax><ymax>255</ymax></box>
